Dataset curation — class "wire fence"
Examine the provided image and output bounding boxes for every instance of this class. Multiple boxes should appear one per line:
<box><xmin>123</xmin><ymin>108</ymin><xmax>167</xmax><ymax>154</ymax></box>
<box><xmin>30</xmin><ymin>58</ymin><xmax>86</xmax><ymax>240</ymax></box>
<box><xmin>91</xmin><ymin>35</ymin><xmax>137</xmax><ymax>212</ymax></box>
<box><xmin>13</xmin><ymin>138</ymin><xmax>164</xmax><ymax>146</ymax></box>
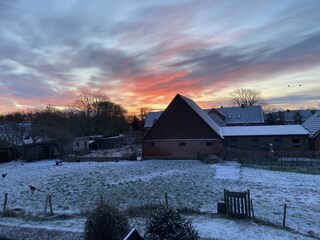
<box><xmin>252</xmin><ymin>201</ymin><xmax>320</xmax><ymax>238</ymax></box>
<box><xmin>224</xmin><ymin>148</ymin><xmax>320</xmax><ymax>168</ymax></box>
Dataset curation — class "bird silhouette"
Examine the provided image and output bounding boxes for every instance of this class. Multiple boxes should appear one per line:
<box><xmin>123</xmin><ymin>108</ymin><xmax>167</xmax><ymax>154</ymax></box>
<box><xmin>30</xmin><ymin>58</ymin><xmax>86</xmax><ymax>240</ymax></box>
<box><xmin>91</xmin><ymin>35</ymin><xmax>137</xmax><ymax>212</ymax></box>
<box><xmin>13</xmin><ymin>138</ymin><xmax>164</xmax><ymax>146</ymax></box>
<box><xmin>2</xmin><ymin>173</ymin><xmax>7</xmax><ymax>178</ymax></box>
<box><xmin>29</xmin><ymin>185</ymin><xmax>43</xmax><ymax>193</ymax></box>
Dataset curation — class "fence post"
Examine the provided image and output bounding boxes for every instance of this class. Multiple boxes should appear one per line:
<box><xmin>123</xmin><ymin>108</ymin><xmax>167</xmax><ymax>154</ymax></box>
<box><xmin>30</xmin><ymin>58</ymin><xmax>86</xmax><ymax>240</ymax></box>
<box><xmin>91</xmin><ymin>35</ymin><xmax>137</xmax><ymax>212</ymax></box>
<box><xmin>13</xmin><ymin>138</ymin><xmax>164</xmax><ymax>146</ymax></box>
<box><xmin>44</xmin><ymin>195</ymin><xmax>48</xmax><ymax>214</ymax></box>
<box><xmin>48</xmin><ymin>195</ymin><xmax>53</xmax><ymax>215</ymax></box>
<box><xmin>283</xmin><ymin>203</ymin><xmax>287</xmax><ymax>228</ymax></box>
<box><xmin>2</xmin><ymin>193</ymin><xmax>8</xmax><ymax>216</ymax></box>
<box><xmin>247</xmin><ymin>190</ymin><xmax>251</xmax><ymax>218</ymax></box>
<box><xmin>165</xmin><ymin>192</ymin><xmax>168</xmax><ymax>208</ymax></box>
<box><xmin>250</xmin><ymin>200</ymin><xmax>255</xmax><ymax>219</ymax></box>
<box><xmin>100</xmin><ymin>195</ymin><xmax>103</xmax><ymax>206</ymax></box>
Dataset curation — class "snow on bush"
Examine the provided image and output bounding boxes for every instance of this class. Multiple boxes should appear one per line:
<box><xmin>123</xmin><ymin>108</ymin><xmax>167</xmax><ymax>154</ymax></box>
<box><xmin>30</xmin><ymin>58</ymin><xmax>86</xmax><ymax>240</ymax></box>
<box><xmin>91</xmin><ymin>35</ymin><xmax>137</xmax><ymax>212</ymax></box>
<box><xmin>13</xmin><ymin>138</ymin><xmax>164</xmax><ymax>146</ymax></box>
<box><xmin>144</xmin><ymin>206</ymin><xmax>200</xmax><ymax>240</ymax></box>
<box><xmin>84</xmin><ymin>204</ymin><xmax>129</xmax><ymax>240</ymax></box>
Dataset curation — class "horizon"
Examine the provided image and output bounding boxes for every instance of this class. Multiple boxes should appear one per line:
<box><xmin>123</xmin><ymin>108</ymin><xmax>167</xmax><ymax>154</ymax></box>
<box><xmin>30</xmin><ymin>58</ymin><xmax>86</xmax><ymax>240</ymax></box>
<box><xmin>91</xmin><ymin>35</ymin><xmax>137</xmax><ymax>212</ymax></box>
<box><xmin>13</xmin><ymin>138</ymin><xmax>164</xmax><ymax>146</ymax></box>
<box><xmin>1</xmin><ymin>0</ymin><xmax>320</xmax><ymax>114</ymax></box>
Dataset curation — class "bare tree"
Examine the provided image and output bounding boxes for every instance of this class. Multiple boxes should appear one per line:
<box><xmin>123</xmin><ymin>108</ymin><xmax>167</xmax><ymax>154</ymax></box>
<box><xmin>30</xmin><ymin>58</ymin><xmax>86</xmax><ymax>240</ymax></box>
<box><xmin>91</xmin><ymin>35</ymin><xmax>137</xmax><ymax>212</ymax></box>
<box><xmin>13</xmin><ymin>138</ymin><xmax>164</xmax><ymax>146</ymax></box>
<box><xmin>230</xmin><ymin>89</ymin><xmax>264</xmax><ymax>107</ymax></box>
<box><xmin>0</xmin><ymin>122</ymin><xmax>29</xmax><ymax>160</ymax></box>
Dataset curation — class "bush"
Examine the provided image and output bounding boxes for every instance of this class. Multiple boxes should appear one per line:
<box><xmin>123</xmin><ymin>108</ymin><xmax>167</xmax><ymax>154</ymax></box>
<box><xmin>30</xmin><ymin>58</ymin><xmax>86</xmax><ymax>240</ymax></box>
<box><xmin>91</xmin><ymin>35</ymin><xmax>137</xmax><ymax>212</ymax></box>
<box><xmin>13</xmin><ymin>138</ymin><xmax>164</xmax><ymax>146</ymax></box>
<box><xmin>84</xmin><ymin>204</ymin><xmax>129</xmax><ymax>240</ymax></box>
<box><xmin>144</xmin><ymin>206</ymin><xmax>200</xmax><ymax>240</ymax></box>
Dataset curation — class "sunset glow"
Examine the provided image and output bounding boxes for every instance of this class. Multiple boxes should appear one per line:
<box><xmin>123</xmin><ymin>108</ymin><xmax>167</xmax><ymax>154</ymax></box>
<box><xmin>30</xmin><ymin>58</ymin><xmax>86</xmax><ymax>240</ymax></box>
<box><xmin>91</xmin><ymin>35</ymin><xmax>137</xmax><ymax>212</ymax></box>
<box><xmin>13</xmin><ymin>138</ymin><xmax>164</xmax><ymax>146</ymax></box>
<box><xmin>0</xmin><ymin>0</ymin><xmax>319</xmax><ymax>114</ymax></box>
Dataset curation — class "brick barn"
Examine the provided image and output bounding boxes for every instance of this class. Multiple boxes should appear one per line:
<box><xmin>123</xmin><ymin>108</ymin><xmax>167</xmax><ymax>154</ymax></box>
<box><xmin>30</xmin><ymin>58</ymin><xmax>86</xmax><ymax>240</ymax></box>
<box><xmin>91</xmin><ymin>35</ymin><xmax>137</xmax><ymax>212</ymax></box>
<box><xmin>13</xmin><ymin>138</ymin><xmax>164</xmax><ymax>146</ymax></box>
<box><xmin>142</xmin><ymin>94</ymin><xmax>224</xmax><ymax>159</ymax></box>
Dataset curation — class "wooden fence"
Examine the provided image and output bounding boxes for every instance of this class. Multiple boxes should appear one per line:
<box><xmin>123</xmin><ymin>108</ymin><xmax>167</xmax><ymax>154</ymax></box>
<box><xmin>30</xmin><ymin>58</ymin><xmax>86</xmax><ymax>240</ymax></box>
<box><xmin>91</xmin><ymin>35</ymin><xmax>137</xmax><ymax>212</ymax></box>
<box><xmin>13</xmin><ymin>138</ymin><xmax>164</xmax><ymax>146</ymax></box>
<box><xmin>224</xmin><ymin>189</ymin><xmax>251</xmax><ymax>218</ymax></box>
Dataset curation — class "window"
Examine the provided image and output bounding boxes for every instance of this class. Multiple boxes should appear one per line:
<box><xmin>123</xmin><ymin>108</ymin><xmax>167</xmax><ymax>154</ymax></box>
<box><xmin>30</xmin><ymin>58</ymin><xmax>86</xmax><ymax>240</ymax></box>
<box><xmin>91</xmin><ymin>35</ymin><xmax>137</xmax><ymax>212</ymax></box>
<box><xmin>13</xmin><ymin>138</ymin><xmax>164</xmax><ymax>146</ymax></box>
<box><xmin>237</xmin><ymin>114</ymin><xmax>241</xmax><ymax>118</ymax></box>
<box><xmin>179</xmin><ymin>142</ymin><xmax>186</xmax><ymax>146</ymax></box>
<box><xmin>251</xmin><ymin>139</ymin><xmax>259</xmax><ymax>147</ymax></box>
<box><xmin>292</xmin><ymin>138</ymin><xmax>300</xmax><ymax>145</ymax></box>
<box><xmin>76</xmin><ymin>142</ymin><xmax>79</xmax><ymax>147</ymax></box>
<box><xmin>274</xmin><ymin>138</ymin><xmax>282</xmax><ymax>145</ymax></box>
<box><xmin>230</xmin><ymin>139</ymin><xmax>237</xmax><ymax>148</ymax></box>
<box><xmin>206</xmin><ymin>142</ymin><xmax>213</xmax><ymax>146</ymax></box>
<box><xmin>84</xmin><ymin>141</ymin><xmax>87</xmax><ymax>147</ymax></box>
<box><xmin>228</xmin><ymin>115</ymin><xmax>232</xmax><ymax>119</ymax></box>
<box><xmin>150</xmin><ymin>142</ymin><xmax>155</xmax><ymax>146</ymax></box>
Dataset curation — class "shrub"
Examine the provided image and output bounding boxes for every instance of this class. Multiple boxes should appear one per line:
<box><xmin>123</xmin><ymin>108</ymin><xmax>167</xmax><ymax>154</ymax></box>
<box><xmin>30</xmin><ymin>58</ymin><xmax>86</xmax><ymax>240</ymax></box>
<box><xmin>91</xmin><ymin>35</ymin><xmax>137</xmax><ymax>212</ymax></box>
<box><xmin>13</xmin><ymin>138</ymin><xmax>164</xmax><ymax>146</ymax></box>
<box><xmin>84</xmin><ymin>204</ymin><xmax>129</xmax><ymax>240</ymax></box>
<box><xmin>144</xmin><ymin>206</ymin><xmax>200</xmax><ymax>240</ymax></box>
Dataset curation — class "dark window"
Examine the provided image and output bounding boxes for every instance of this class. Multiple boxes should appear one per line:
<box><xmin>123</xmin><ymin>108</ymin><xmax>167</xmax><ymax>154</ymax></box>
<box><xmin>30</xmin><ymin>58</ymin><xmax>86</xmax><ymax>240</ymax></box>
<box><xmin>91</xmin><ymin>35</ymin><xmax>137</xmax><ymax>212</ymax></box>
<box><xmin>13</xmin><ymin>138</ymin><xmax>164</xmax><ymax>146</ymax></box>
<box><xmin>206</xmin><ymin>142</ymin><xmax>213</xmax><ymax>146</ymax></box>
<box><xmin>292</xmin><ymin>138</ymin><xmax>300</xmax><ymax>145</ymax></box>
<box><xmin>274</xmin><ymin>138</ymin><xmax>282</xmax><ymax>145</ymax></box>
<box><xmin>180</xmin><ymin>142</ymin><xmax>186</xmax><ymax>146</ymax></box>
<box><xmin>84</xmin><ymin>141</ymin><xmax>87</xmax><ymax>147</ymax></box>
<box><xmin>76</xmin><ymin>142</ymin><xmax>79</xmax><ymax>147</ymax></box>
<box><xmin>151</xmin><ymin>142</ymin><xmax>155</xmax><ymax>146</ymax></box>
<box><xmin>230</xmin><ymin>139</ymin><xmax>237</xmax><ymax>148</ymax></box>
<box><xmin>252</xmin><ymin>139</ymin><xmax>259</xmax><ymax>146</ymax></box>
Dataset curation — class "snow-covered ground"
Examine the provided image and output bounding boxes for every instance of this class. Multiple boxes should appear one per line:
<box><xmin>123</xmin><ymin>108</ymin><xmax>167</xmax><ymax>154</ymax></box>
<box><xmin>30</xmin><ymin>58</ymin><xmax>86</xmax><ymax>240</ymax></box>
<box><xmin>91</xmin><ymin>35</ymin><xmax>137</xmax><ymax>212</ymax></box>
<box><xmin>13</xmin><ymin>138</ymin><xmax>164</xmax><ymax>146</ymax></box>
<box><xmin>0</xmin><ymin>159</ymin><xmax>319</xmax><ymax>239</ymax></box>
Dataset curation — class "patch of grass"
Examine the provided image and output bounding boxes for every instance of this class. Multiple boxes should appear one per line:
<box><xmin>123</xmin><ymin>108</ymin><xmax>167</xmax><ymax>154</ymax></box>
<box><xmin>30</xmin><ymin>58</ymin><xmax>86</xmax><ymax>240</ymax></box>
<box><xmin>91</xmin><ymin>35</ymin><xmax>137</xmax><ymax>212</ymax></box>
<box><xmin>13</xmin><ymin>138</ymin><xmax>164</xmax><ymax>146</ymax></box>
<box><xmin>177</xmin><ymin>206</ymin><xmax>201</xmax><ymax>215</ymax></box>
<box><xmin>125</xmin><ymin>204</ymin><xmax>161</xmax><ymax>217</ymax></box>
<box><xmin>0</xmin><ymin>237</ymin><xmax>10</xmax><ymax>240</ymax></box>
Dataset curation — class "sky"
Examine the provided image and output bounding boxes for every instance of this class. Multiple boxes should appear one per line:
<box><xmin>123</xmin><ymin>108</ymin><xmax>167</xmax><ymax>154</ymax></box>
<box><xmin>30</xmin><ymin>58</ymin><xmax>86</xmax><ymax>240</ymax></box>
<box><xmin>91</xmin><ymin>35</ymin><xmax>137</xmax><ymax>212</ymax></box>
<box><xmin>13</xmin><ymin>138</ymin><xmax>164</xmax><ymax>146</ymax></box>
<box><xmin>0</xmin><ymin>0</ymin><xmax>320</xmax><ymax>114</ymax></box>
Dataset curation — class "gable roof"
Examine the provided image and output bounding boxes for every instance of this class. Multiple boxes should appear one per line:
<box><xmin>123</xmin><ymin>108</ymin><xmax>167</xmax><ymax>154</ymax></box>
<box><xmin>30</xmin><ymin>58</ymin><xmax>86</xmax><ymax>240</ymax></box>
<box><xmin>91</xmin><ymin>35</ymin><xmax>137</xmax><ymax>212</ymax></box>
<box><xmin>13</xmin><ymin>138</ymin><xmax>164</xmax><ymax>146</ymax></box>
<box><xmin>144</xmin><ymin>94</ymin><xmax>223</xmax><ymax>140</ymax></box>
<box><xmin>179</xmin><ymin>95</ymin><xmax>223</xmax><ymax>137</ymax></box>
<box><xmin>209</xmin><ymin>106</ymin><xmax>265</xmax><ymax>125</ymax></box>
<box><xmin>222</xmin><ymin>125</ymin><xmax>309</xmax><ymax>137</ymax></box>
<box><xmin>302</xmin><ymin>110</ymin><xmax>320</xmax><ymax>138</ymax></box>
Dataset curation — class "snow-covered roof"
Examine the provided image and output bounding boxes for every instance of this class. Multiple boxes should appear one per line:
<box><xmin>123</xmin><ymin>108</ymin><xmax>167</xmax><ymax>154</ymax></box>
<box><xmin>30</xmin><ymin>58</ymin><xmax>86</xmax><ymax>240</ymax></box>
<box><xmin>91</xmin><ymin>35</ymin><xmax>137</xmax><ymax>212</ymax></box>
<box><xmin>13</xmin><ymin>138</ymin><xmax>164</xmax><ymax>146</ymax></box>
<box><xmin>179</xmin><ymin>94</ymin><xmax>224</xmax><ymax>138</ymax></box>
<box><xmin>211</xmin><ymin>106</ymin><xmax>265</xmax><ymax>125</ymax></box>
<box><xmin>281</xmin><ymin>109</ymin><xmax>313</xmax><ymax>122</ymax></box>
<box><xmin>222</xmin><ymin>125</ymin><xmax>310</xmax><ymax>137</ymax></box>
<box><xmin>144</xmin><ymin>111</ymin><xmax>163</xmax><ymax>128</ymax></box>
<box><xmin>302</xmin><ymin>110</ymin><xmax>320</xmax><ymax>138</ymax></box>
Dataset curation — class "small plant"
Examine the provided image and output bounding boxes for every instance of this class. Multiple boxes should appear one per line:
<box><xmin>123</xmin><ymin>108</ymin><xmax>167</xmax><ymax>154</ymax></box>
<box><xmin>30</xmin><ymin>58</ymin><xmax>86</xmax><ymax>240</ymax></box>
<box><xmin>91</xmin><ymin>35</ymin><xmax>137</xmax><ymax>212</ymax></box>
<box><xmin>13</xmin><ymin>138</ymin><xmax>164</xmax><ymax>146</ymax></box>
<box><xmin>144</xmin><ymin>206</ymin><xmax>200</xmax><ymax>240</ymax></box>
<box><xmin>84</xmin><ymin>204</ymin><xmax>129</xmax><ymax>240</ymax></box>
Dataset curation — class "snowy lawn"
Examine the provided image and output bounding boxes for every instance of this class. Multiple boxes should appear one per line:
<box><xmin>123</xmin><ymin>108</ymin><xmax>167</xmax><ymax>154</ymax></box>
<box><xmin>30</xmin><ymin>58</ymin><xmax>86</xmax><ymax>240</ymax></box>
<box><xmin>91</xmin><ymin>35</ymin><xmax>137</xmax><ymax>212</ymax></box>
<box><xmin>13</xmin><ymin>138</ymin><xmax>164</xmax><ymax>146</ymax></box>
<box><xmin>0</xmin><ymin>159</ymin><xmax>319</xmax><ymax>239</ymax></box>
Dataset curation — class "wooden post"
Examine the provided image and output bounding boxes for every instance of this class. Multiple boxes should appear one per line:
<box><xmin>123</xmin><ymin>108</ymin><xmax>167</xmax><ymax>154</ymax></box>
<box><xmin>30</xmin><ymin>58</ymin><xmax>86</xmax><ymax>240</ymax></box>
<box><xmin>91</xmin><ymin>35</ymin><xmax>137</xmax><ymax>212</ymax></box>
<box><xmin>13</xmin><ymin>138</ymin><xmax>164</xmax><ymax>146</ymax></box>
<box><xmin>165</xmin><ymin>192</ymin><xmax>168</xmax><ymax>208</ymax></box>
<box><xmin>247</xmin><ymin>190</ymin><xmax>251</xmax><ymax>218</ymax></box>
<box><xmin>100</xmin><ymin>195</ymin><xmax>103</xmax><ymax>206</ymax></box>
<box><xmin>3</xmin><ymin>193</ymin><xmax>8</xmax><ymax>216</ymax></box>
<box><xmin>250</xmin><ymin>200</ymin><xmax>255</xmax><ymax>219</ymax></box>
<box><xmin>48</xmin><ymin>195</ymin><xmax>53</xmax><ymax>215</ymax></box>
<box><xmin>44</xmin><ymin>196</ymin><xmax>48</xmax><ymax>214</ymax></box>
<box><xmin>283</xmin><ymin>203</ymin><xmax>287</xmax><ymax>228</ymax></box>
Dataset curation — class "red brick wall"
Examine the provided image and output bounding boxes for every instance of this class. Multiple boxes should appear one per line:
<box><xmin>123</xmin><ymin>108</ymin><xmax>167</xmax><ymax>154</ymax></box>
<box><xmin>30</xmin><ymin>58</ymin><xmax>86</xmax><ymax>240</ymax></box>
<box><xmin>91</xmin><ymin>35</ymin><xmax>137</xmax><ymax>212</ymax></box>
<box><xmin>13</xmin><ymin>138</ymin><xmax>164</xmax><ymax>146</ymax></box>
<box><xmin>143</xmin><ymin>139</ymin><xmax>223</xmax><ymax>159</ymax></box>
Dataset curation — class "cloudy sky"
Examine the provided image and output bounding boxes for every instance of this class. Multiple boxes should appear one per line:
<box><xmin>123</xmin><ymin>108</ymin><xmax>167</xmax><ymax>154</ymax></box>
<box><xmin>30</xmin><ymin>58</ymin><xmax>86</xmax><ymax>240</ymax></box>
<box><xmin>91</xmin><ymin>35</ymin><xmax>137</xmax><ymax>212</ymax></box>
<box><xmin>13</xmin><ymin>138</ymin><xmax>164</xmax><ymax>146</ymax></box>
<box><xmin>1</xmin><ymin>0</ymin><xmax>320</xmax><ymax>114</ymax></box>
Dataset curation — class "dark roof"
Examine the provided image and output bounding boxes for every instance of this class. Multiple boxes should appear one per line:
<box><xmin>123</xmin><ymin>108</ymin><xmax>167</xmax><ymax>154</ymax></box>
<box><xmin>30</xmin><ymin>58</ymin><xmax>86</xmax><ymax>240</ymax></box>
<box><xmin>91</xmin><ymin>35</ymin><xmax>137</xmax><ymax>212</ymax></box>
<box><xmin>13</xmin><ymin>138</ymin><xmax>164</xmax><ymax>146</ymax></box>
<box><xmin>281</xmin><ymin>110</ymin><xmax>313</xmax><ymax>123</ymax></box>
<box><xmin>302</xmin><ymin>110</ymin><xmax>320</xmax><ymax>138</ymax></box>
<box><xmin>124</xmin><ymin>229</ymin><xmax>144</xmax><ymax>240</ymax></box>
<box><xmin>144</xmin><ymin>94</ymin><xmax>223</xmax><ymax>140</ymax></box>
<box><xmin>209</xmin><ymin>106</ymin><xmax>265</xmax><ymax>125</ymax></box>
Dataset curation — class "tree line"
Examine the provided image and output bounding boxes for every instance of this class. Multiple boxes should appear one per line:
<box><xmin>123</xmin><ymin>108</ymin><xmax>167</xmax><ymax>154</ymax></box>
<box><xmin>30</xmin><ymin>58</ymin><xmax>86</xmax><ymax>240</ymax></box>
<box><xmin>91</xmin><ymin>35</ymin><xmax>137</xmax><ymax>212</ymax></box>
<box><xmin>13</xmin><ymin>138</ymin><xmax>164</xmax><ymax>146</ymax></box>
<box><xmin>0</xmin><ymin>91</ymin><xmax>146</xmax><ymax>160</ymax></box>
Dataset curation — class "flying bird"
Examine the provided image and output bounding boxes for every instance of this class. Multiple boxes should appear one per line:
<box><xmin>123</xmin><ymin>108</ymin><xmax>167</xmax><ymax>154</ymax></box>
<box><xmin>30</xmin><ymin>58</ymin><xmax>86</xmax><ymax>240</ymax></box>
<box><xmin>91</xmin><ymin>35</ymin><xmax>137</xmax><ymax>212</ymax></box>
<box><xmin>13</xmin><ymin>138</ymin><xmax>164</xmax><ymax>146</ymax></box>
<box><xmin>2</xmin><ymin>173</ymin><xmax>7</xmax><ymax>178</ymax></box>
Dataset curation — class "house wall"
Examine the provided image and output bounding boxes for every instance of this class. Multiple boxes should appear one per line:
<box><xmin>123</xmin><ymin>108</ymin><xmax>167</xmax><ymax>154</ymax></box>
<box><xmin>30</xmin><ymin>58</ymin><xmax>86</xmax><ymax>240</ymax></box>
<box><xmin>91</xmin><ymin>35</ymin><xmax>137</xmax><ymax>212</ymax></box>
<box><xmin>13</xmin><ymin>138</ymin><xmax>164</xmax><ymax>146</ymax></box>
<box><xmin>143</xmin><ymin>139</ymin><xmax>223</xmax><ymax>159</ymax></box>
<box><xmin>224</xmin><ymin>135</ymin><xmax>309</xmax><ymax>151</ymax></box>
<box><xmin>311</xmin><ymin>134</ymin><xmax>320</xmax><ymax>151</ymax></box>
<box><xmin>73</xmin><ymin>137</ymin><xmax>90</xmax><ymax>155</ymax></box>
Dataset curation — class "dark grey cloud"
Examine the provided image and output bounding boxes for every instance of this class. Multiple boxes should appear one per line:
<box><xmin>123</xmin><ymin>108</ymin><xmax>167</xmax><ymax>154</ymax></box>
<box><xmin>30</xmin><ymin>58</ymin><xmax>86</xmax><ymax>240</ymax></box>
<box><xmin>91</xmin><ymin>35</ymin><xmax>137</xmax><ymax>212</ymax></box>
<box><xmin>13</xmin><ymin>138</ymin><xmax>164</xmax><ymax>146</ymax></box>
<box><xmin>70</xmin><ymin>44</ymin><xmax>144</xmax><ymax>78</ymax></box>
<box><xmin>269</xmin><ymin>94</ymin><xmax>320</xmax><ymax>105</ymax></box>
